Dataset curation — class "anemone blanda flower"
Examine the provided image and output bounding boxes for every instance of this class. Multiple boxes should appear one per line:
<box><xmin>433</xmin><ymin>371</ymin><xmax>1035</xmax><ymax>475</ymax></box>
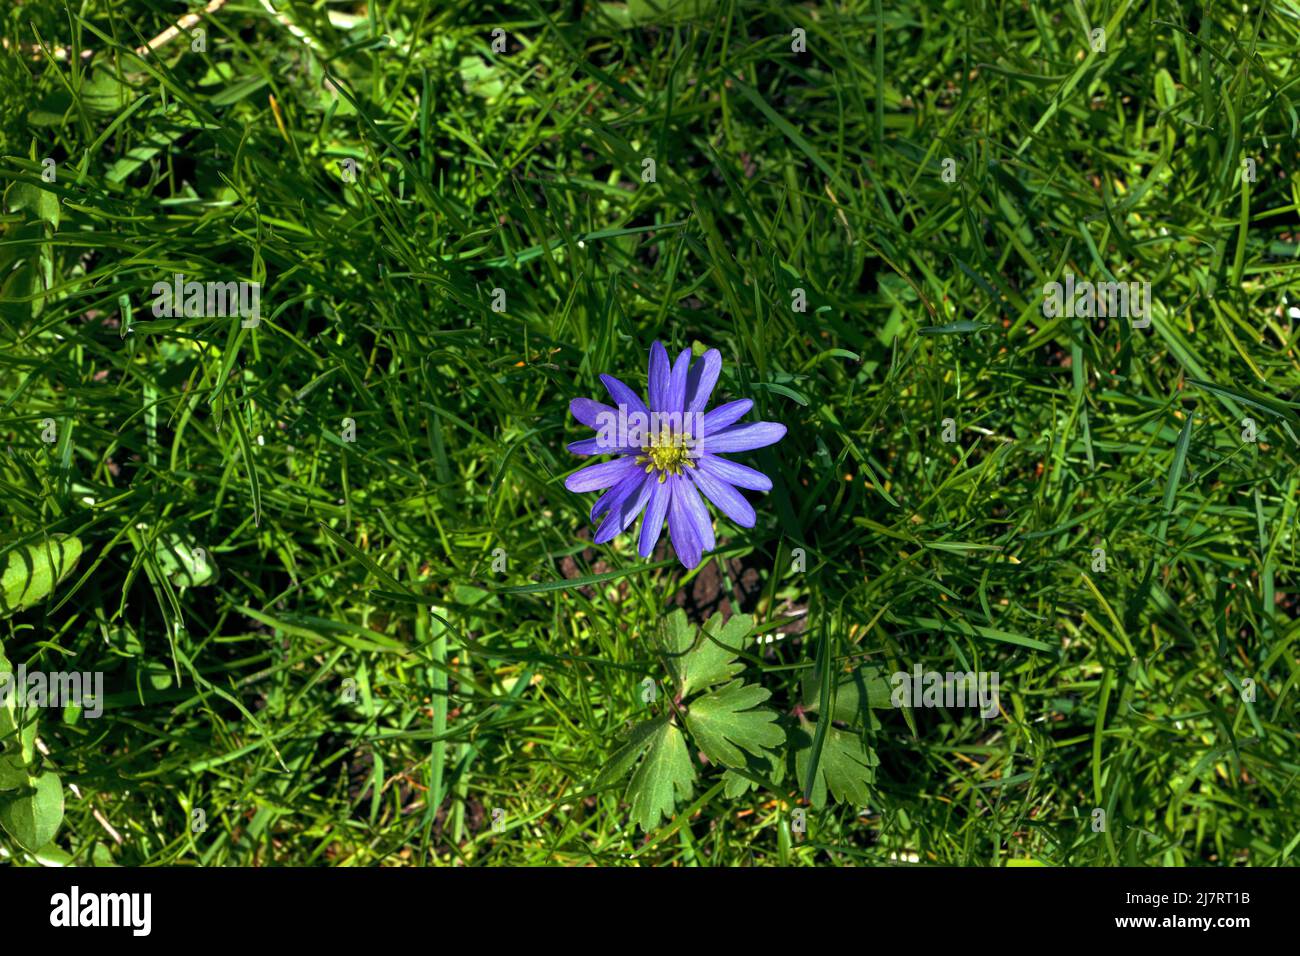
<box><xmin>564</xmin><ymin>342</ymin><xmax>785</xmax><ymax>569</ymax></box>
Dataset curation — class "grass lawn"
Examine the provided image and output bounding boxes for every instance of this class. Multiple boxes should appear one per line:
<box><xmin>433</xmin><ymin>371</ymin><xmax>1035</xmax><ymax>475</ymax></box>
<box><xmin>1</xmin><ymin>0</ymin><xmax>1298</xmax><ymax>866</ymax></box>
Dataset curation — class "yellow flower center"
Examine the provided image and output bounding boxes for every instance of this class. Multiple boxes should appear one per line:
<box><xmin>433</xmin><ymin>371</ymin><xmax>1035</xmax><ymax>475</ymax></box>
<box><xmin>638</xmin><ymin>428</ymin><xmax>697</xmax><ymax>481</ymax></box>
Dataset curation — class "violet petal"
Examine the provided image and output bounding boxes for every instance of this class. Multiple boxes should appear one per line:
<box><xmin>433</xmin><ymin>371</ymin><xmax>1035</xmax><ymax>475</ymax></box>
<box><xmin>698</xmin><ymin>454</ymin><xmax>772</xmax><ymax>491</ymax></box>
<box><xmin>689</xmin><ymin>467</ymin><xmax>756</xmax><ymax>528</ymax></box>
<box><xmin>595</xmin><ymin>472</ymin><xmax>654</xmax><ymax>543</ymax></box>
<box><xmin>670</xmin><ymin>478</ymin><xmax>702</xmax><ymax>567</ymax></box>
<box><xmin>647</xmin><ymin>341</ymin><xmax>671</xmax><ymax>412</ymax></box>
<box><xmin>666</xmin><ymin>475</ymin><xmax>704</xmax><ymax>568</ymax></box>
<box><xmin>638</xmin><ymin>477</ymin><xmax>672</xmax><ymax>557</ymax></box>
<box><xmin>666</xmin><ymin>348</ymin><xmax>691</xmax><ymax>414</ymax></box>
<box><xmin>591</xmin><ymin>466</ymin><xmax>646</xmax><ymax>522</ymax></box>
<box><xmin>704</xmin><ymin>421</ymin><xmax>787</xmax><ymax>454</ymax></box>
<box><xmin>702</xmin><ymin>399</ymin><xmax>752</xmax><ymax>435</ymax></box>
<box><xmin>685</xmin><ymin>349</ymin><xmax>722</xmax><ymax>413</ymax></box>
<box><xmin>674</xmin><ymin>469</ymin><xmax>715</xmax><ymax>552</ymax></box>
<box><xmin>568</xmin><ymin>438</ymin><xmax>637</xmax><ymax>456</ymax></box>
<box><xmin>570</xmin><ymin>397</ymin><xmax>616</xmax><ymax>429</ymax></box>
<box><xmin>565</xmin><ymin>456</ymin><xmax>640</xmax><ymax>493</ymax></box>
<box><xmin>600</xmin><ymin>373</ymin><xmax>650</xmax><ymax>419</ymax></box>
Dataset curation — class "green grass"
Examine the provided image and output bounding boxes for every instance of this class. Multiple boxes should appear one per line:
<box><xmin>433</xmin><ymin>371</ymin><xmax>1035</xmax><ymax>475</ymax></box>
<box><xmin>1</xmin><ymin>0</ymin><xmax>1298</xmax><ymax>866</ymax></box>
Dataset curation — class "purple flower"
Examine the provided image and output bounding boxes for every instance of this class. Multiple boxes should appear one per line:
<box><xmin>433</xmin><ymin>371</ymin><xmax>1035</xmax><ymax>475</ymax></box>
<box><xmin>564</xmin><ymin>342</ymin><xmax>786</xmax><ymax>569</ymax></box>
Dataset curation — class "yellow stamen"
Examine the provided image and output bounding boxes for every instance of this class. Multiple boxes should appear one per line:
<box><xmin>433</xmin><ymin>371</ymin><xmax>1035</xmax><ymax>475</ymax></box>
<box><xmin>638</xmin><ymin>427</ymin><xmax>697</xmax><ymax>477</ymax></box>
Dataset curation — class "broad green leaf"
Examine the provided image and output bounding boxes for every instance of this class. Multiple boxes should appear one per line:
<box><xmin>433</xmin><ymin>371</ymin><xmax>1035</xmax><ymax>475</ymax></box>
<box><xmin>151</xmin><ymin>532</ymin><xmax>218</xmax><ymax>587</ymax></box>
<box><xmin>626</xmin><ymin>721</ymin><xmax>695</xmax><ymax>832</ymax></box>
<box><xmin>717</xmin><ymin>738</ymin><xmax>785</xmax><ymax>796</ymax></box>
<box><xmin>663</xmin><ymin>608</ymin><xmax>696</xmax><ymax>656</ymax></box>
<box><xmin>1</xmin><ymin>535</ymin><xmax>83</xmax><ymax>617</ymax></box>
<box><xmin>1</xmin><ymin>645</ymin><xmax>43</xmax><ymax>779</ymax></box>
<box><xmin>0</xmin><ymin>770</ymin><xmax>64</xmax><ymax>851</ymax></box>
<box><xmin>0</xmin><ymin>265</ymin><xmax>29</xmax><ymax>321</ymax></box>
<box><xmin>0</xmin><ymin>708</ymin><xmax>39</xmax><ymax>772</ymax></box>
<box><xmin>0</xmin><ymin>644</ymin><xmax>39</xmax><ymax>770</ymax></box>
<box><xmin>722</xmin><ymin>771</ymin><xmax>751</xmax><ymax>799</ymax></box>
<box><xmin>92</xmin><ymin>842</ymin><xmax>118</xmax><ymax>867</ymax></box>
<box><xmin>666</xmin><ymin>610</ymin><xmax>753</xmax><ymax>696</ymax></box>
<box><xmin>134</xmin><ymin>659</ymin><xmax>174</xmax><ymax>692</ymax></box>
<box><xmin>794</xmin><ymin>724</ymin><xmax>879</xmax><ymax>808</ymax></box>
<box><xmin>458</xmin><ymin>56</ymin><xmax>507</xmax><ymax>100</ymax></box>
<box><xmin>599</xmin><ymin>0</ymin><xmax>718</xmax><ymax>27</ymax></box>
<box><xmin>0</xmin><ymin>755</ymin><xmax>27</xmax><ymax>791</ymax></box>
<box><xmin>0</xmin><ymin>218</ymin><xmax>52</xmax><ymax>320</ymax></box>
<box><xmin>801</xmin><ymin>665</ymin><xmax>893</xmax><ymax>724</ymax></box>
<box><xmin>5</xmin><ymin>181</ymin><xmax>60</xmax><ymax>229</ymax></box>
<box><xmin>703</xmin><ymin>612</ymin><xmax>755</xmax><ymax>649</ymax></box>
<box><xmin>31</xmin><ymin>842</ymin><xmax>73</xmax><ymax>866</ymax></box>
<box><xmin>684</xmin><ymin>680</ymin><xmax>784</xmax><ymax>769</ymax></box>
<box><xmin>721</xmin><ymin>746</ymin><xmax>786</xmax><ymax>797</ymax></box>
<box><xmin>79</xmin><ymin>68</ymin><xmax>133</xmax><ymax>114</ymax></box>
<box><xmin>591</xmin><ymin>717</ymin><xmax>665</xmax><ymax>792</ymax></box>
